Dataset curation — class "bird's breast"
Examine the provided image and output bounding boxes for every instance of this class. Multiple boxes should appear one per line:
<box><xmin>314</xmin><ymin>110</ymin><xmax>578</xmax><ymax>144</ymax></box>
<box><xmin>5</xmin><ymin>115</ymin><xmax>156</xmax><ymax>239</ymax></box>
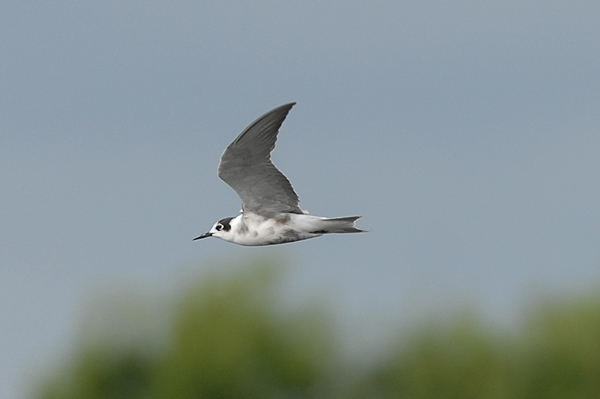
<box><xmin>231</xmin><ymin>213</ymin><xmax>321</xmax><ymax>246</ymax></box>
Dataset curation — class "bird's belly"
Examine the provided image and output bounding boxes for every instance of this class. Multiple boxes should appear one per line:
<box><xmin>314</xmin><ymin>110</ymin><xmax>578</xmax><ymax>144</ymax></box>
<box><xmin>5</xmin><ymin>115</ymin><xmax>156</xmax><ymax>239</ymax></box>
<box><xmin>232</xmin><ymin>215</ymin><xmax>322</xmax><ymax>246</ymax></box>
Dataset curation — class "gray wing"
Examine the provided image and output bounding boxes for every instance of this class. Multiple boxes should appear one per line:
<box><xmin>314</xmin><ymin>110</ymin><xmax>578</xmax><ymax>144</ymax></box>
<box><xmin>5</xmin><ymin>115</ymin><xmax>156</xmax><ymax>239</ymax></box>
<box><xmin>217</xmin><ymin>103</ymin><xmax>303</xmax><ymax>216</ymax></box>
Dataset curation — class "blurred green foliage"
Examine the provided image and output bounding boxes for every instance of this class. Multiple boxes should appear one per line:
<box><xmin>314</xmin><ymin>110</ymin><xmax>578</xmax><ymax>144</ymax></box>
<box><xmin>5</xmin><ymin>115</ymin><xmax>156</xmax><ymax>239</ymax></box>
<box><xmin>37</xmin><ymin>263</ymin><xmax>600</xmax><ymax>399</ymax></box>
<box><xmin>356</xmin><ymin>316</ymin><xmax>512</xmax><ymax>399</ymax></box>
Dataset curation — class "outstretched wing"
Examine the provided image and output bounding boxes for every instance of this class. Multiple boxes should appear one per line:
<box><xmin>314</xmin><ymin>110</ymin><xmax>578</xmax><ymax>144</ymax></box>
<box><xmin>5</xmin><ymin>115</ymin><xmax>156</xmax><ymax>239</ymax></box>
<box><xmin>217</xmin><ymin>103</ymin><xmax>303</xmax><ymax>217</ymax></box>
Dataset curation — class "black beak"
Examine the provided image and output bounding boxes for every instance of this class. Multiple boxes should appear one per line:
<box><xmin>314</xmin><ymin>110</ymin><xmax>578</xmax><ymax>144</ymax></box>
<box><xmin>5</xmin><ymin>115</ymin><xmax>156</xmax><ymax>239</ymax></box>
<box><xmin>193</xmin><ymin>232</ymin><xmax>212</xmax><ymax>241</ymax></box>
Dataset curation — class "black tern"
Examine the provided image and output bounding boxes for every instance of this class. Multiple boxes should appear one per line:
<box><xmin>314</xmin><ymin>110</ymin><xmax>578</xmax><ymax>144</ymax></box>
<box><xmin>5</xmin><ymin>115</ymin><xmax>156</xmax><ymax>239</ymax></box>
<box><xmin>194</xmin><ymin>103</ymin><xmax>365</xmax><ymax>245</ymax></box>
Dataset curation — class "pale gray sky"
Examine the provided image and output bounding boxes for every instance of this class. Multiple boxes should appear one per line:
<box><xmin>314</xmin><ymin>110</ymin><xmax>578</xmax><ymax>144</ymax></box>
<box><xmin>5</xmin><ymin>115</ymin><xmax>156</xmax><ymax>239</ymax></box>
<box><xmin>2</xmin><ymin>1</ymin><xmax>600</xmax><ymax>397</ymax></box>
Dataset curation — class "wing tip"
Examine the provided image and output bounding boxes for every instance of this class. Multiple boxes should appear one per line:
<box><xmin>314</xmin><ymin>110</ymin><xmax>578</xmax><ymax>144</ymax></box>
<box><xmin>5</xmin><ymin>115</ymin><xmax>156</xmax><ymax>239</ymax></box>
<box><xmin>277</xmin><ymin>102</ymin><xmax>296</xmax><ymax>113</ymax></box>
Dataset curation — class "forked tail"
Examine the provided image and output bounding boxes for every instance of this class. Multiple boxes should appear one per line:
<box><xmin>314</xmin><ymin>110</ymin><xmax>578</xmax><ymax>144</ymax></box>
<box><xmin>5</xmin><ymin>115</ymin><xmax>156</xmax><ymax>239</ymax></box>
<box><xmin>318</xmin><ymin>216</ymin><xmax>366</xmax><ymax>234</ymax></box>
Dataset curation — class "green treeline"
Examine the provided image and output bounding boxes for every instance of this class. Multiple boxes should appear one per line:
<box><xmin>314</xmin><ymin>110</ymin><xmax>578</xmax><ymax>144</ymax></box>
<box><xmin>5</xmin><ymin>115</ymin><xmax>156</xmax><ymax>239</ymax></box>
<box><xmin>37</xmin><ymin>263</ymin><xmax>600</xmax><ymax>399</ymax></box>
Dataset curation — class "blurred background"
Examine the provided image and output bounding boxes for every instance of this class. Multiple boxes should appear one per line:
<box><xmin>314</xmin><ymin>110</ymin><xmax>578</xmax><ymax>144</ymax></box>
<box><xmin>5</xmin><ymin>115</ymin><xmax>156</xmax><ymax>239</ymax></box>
<box><xmin>1</xmin><ymin>1</ymin><xmax>599</xmax><ymax>398</ymax></box>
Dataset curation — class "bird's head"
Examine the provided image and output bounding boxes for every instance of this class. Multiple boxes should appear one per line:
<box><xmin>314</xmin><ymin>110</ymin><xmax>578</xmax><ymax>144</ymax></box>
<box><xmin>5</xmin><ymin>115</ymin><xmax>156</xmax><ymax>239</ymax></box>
<box><xmin>193</xmin><ymin>216</ymin><xmax>235</xmax><ymax>242</ymax></box>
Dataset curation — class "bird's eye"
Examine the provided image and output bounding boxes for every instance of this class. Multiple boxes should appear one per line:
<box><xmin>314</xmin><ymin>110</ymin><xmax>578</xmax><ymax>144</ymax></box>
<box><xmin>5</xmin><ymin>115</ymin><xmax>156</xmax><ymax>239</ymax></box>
<box><xmin>215</xmin><ymin>224</ymin><xmax>223</xmax><ymax>231</ymax></box>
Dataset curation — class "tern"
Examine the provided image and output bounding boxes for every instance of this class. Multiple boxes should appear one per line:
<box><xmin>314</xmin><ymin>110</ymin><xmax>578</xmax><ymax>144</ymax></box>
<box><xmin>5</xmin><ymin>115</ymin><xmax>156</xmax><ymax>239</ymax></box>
<box><xmin>194</xmin><ymin>103</ymin><xmax>365</xmax><ymax>246</ymax></box>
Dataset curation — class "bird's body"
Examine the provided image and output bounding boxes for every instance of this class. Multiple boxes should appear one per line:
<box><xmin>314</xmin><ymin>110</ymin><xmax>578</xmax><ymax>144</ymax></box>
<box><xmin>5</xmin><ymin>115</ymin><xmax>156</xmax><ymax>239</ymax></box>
<box><xmin>194</xmin><ymin>103</ymin><xmax>365</xmax><ymax>246</ymax></box>
<box><xmin>207</xmin><ymin>213</ymin><xmax>363</xmax><ymax>246</ymax></box>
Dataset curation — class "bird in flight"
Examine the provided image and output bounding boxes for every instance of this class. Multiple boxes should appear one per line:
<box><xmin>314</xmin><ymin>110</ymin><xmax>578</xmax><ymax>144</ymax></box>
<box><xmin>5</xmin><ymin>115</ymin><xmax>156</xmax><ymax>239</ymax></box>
<box><xmin>194</xmin><ymin>103</ymin><xmax>365</xmax><ymax>246</ymax></box>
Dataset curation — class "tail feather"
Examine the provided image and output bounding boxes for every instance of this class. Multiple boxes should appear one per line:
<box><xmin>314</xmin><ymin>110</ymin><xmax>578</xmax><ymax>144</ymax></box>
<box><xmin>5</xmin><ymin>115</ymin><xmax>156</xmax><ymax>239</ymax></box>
<box><xmin>318</xmin><ymin>216</ymin><xmax>366</xmax><ymax>234</ymax></box>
